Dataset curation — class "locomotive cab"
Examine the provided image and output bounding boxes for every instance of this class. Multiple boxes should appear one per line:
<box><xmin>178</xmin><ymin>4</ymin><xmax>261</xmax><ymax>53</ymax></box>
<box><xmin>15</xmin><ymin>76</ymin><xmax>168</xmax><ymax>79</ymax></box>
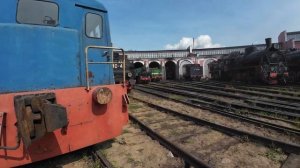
<box><xmin>0</xmin><ymin>0</ymin><xmax>129</xmax><ymax>167</ymax></box>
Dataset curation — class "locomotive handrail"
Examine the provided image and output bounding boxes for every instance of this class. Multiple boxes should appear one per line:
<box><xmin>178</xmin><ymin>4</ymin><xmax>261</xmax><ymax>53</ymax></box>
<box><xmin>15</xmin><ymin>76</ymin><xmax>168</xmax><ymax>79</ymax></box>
<box><xmin>85</xmin><ymin>46</ymin><xmax>125</xmax><ymax>91</ymax></box>
<box><xmin>0</xmin><ymin>112</ymin><xmax>21</xmax><ymax>150</ymax></box>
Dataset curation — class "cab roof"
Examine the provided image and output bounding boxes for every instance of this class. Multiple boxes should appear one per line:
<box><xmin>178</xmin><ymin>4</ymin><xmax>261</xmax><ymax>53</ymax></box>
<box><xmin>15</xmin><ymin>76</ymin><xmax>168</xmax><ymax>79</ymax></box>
<box><xmin>73</xmin><ymin>0</ymin><xmax>107</xmax><ymax>13</ymax></box>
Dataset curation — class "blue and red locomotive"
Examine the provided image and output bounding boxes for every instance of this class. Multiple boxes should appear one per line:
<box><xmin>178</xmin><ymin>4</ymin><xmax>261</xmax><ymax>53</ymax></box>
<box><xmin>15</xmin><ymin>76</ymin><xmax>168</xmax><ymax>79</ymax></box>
<box><xmin>0</xmin><ymin>0</ymin><xmax>129</xmax><ymax>167</ymax></box>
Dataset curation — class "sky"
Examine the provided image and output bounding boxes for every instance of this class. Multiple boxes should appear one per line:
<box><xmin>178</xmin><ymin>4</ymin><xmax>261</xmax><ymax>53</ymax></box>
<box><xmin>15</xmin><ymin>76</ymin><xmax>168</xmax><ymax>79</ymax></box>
<box><xmin>100</xmin><ymin>0</ymin><xmax>300</xmax><ymax>51</ymax></box>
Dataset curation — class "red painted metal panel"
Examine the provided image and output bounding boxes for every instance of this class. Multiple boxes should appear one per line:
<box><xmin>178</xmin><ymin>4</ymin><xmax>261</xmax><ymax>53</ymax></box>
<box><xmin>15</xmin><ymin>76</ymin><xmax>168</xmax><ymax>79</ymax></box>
<box><xmin>0</xmin><ymin>84</ymin><xmax>128</xmax><ymax>168</ymax></box>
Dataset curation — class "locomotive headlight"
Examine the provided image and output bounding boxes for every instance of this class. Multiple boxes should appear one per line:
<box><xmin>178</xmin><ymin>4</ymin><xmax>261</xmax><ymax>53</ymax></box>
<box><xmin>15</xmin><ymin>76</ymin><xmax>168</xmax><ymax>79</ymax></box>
<box><xmin>127</xmin><ymin>72</ymin><xmax>132</xmax><ymax>78</ymax></box>
<box><xmin>92</xmin><ymin>87</ymin><xmax>112</xmax><ymax>105</ymax></box>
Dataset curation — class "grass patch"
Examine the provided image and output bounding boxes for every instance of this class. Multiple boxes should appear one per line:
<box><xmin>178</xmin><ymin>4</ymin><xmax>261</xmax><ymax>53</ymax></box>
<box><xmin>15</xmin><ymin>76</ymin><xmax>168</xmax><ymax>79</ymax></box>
<box><xmin>129</xmin><ymin>103</ymin><xmax>142</xmax><ymax>111</ymax></box>
<box><xmin>169</xmin><ymin>94</ymin><xmax>185</xmax><ymax>100</ymax></box>
<box><xmin>126</xmin><ymin>153</ymin><xmax>135</xmax><ymax>164</ymax></box>
<box><xmin>183</xmin><ymin>138</ymin><xmax>194</xmax><ymax>144</ymax></box>
<box><xmin>160</xmin><ymin>122</ymin><xmax>170</xmax><ymax>129</ymax></box>
<box><xmin>122</xmin><ymin>129</ymin><xmax>131</xmax><ymax>134</ymax></box>
<box><xmin>143</xmin><ymin>112</ymin><xmax>156</xmax><ymax>118</ymax></box>
<box><xmin>82</xmin><ymin>152</ymin><xmax>101</xmax><ymax>168</ymax></box>
<box><xmin>264</xmin><ymin>148</ymin><xmax>284</xmax><ymax>163</ymax></box>
<box><xmin>169</xmin><ymin>129</ymin><xmax>181</xmax><ymax>136</ymax></box>
<box><xmin>131</xmin><ymin>123</ymin><xmax>140</xmax><ymax>129</ymax></box>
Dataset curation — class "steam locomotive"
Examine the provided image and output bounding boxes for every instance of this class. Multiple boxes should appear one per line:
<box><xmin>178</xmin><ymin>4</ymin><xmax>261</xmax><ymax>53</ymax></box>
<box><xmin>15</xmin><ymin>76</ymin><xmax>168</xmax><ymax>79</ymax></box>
<box><xmin>285</xmin><ymin>50</ymin><xmax>300</xmax><ymax>82</ymax></box>
<box><xmin>133</xmin><ymin>67</ymin><xmax>151</xmax><ymax>84</ymax></box>
<box><xmin>209</xmin><ymin>38</ymin><xmax>289</xmax><ymax>84</ymax></box>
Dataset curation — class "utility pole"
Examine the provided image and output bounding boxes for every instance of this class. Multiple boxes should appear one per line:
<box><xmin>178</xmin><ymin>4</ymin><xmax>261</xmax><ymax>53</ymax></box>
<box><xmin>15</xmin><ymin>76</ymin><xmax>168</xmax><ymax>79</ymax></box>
<box><xmin>193</xmin><ymin>37</ymin><xmax>195</xmax><ymax>50</ymax></box>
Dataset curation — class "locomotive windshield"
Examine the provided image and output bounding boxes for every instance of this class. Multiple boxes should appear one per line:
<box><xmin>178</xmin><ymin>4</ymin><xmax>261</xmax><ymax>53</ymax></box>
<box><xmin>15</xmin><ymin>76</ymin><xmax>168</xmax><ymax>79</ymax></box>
<box><xmin>17</xmin><ymin>0</ymin><xmax>58</xmax><ymax>26</ymax></box>
<box><xmin>86</xmin><ymin>13</ymin><xmax>102</xmax><ymax>38</ymax></box>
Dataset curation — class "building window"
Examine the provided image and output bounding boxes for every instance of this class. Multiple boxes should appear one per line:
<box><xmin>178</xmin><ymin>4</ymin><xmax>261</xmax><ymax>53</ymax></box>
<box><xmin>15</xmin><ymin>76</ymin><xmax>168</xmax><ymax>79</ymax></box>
<box><xmin>86</xmin><ymin>13</ymin><xmax>102</xmax><ymax>38</ymax></box>
<box><xmin>17</xmin><ymin>0</ymin><xmax>59</xmax><ymax>26</ymax></box>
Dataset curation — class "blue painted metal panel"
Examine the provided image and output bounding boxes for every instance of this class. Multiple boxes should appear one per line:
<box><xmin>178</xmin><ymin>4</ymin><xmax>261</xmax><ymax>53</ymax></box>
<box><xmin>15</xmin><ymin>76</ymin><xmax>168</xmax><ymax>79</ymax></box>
<box><xmin>0</xmin><ymin>1</ymin><xmax>17</xmax><ymax>23</ymax></box>
<box><xmin>0</xmin><ymin>24</ymin><xmax>80</xmax><ymax>92</ymax></box>
<box><xmin>80</xmin><ymin>9</ymin><xmax>114</xmax><ymax>86</ymax></box>
<box><xmin>0</xmin><ymin>0</ymin><xmax>114</xmax><ymax>93</ymax></box>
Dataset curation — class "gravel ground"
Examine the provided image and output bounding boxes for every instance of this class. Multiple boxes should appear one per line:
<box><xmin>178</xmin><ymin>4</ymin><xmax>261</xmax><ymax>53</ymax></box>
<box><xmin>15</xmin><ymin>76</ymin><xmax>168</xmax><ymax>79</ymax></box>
<box><xmin>131</xmin><ymin>90</ymin><xmax>300</xmax><ymax>144</ymax></box>
<box><xmin>20</xmin><ymin>148</ymin><xmax>99</xmax><ymax>168</ymax></box>
<box><xmin>97</xmin><ymin>122</ymin><xmax>183</xmax><ymax>168</ymax></box>
<box><xmin>129</xmin><ymin>99</ymin><xmax>287</xmax><ymax>168</ymax></box>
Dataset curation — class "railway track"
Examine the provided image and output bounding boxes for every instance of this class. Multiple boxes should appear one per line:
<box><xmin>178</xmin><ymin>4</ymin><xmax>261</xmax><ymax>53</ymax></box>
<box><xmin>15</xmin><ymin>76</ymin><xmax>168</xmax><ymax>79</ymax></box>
<box><xmin>129</xmin><ymin>97</ymin><xmax>299</xmax><ymax>167</ymax></box>
<box><xmin>134</xmin><ymin>86</ymin><xmax>300</xmax><ymax>137</ymax></box>
<box><xmin>91</xmin><ymin>150</ymin><xmax>114</xmax><ymax>168</ymax></box>
<box><xmin>129</xmin><ymin>114</ymin><xmax>209</xmax><ymax>168</ymax></box>
<box><xmin>160</xmin><ymin>81</ymin><xmax>300</xmax><ymax>106</ymax></box>
<box><xmin>137</xmin><ymin>84</ymin><xmax>300</xmax><ymax>123</ymax></box>
<box><xmin>153</xmin><ymin>82</ymin><xmax>300</xmax><ymax>114</ymax></box>
<box><xmin>21</xmin><ymin>146</ymin><xmax>114</xmax><ymax>168</ymax></box>
<box><xmin>188</xmin><ymin>80</ymin><xmax>300</xmax><ymax>93</ymax></box>
<box><xmin>155</xmin><ymin>82</ymin><xmax>300</xmax><ymax>113</ymax></box>
<box><xmin>95</xmin><ymin>122</ymin><xmax>185</xmax><ymax>167</ymax></box>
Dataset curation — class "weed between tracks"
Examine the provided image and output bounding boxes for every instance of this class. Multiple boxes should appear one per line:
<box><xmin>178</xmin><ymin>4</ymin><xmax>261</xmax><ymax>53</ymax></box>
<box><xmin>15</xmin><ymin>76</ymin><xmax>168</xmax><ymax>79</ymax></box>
<box><xmin>169</xmin><ymin>129</ymin><xmax>181</xmax><ymax>136</ymax></box>
<box><xmin>129</xmin><ymin>103</ymin><xmax>143</xmax><ymax>111</ymax></box>
<box><xmin>122</xmin><ymin>128</ymin><xmax>132</xmax><ymax>134</ymax></box>
<box><xmin>262</xmin><ymin>148</ymin><xmax>285</xmax><ymax>163</ymax></box>
<box><xmin>82</xmin><ymin>152</ymin><xmax>102</xmax><ymax>168</ymax></box>
<box><xmin>144</xmin><ymin>112</ymin><xmax>156</xmax><ymax>118</ymax></box>
<box><xmin>126</xmin><ymin>151</ymin><xmax>143</xmax><ymax>166</ymax></box>
<box><xmin>169</xmin><ymin>94</ymin><xmax>185</xmax><ymax>101</ymax></box>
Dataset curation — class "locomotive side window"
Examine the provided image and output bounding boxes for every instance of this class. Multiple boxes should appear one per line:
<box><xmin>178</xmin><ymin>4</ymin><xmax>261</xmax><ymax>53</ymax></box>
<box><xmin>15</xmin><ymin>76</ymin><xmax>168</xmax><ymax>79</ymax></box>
<box><xmin>17</xmin><ymin>0</ymin><xmax>58</xmax><ymax>26</ymax></box>
<box><xmin>86</xmin><ymin>13</ymin><xmax>102</xmax><ymax>38</ymax></box>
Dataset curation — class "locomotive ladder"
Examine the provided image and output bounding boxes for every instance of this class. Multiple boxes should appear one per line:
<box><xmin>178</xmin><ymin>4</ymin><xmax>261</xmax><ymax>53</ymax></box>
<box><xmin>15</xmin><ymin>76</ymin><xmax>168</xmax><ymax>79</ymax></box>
<box><xmin>85</xmin><ymin>46</ymin><xmax>125</xmax><ymax>91</ymax></box>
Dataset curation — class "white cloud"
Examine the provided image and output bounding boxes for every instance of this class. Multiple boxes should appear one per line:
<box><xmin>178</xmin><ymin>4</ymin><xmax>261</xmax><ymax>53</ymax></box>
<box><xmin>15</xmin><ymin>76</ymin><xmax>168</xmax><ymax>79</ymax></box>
<box><xmin>165</xmin><ymin>35</ymin><xmax>222</xmax><ymax>50</ymax></box>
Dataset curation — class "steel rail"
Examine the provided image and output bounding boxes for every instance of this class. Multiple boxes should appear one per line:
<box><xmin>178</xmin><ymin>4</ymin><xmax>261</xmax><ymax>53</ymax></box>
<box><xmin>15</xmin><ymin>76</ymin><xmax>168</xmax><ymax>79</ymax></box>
<box><xmin>187</xmin><ymin>80</ymin><xmax>300</xmax><ymax>92</ymax></box>
<box><xmin>185</xmin><ymin>97</ymin><xmax>298</xmax><ymax>125</ymax></box>
<box><xmin>137</xmin><ymin>85</ymin><xmax>300</xmax><ymax>124</ymax></box>
<box><xmin>175</xmin><ymin>80</ymin><xmax>300</xmax><ymax>96</ymax></box>
<box><xmin>129</xmin><ymin>114</ymin><xmax>211</xmax><ymax>168</ymax></box>
<box><xmin>141</xmin><ymin>85</ymin><xmax>300</xmax><ymax>119</ymax></box>
<box><xmin>91</xmin><ymin>150</ymin><xmax>114</xmax><ymax>168</ymax></box>
<box><xmin>134</xmin><ymin>86</ymin><xmax>300</xmax><ymax>136</ymax></box>
<box><xmin>154</xmin><ymin>82</ymin><xmax>300</xmax><ymax>109</ymax></box>
<box><xmin>131</xmin><ymin>96</ymin><xmax>300</xmax><ymax>154</ymax></box>
<box><xmin>162</xmin><ymin>80</ymin><xmax>300</xmax><ymax>102</ymax></box>
<box><xmin>158</xmin><ymin>81</ymin><xmax>300</xmax><ymax>107</ymax></box>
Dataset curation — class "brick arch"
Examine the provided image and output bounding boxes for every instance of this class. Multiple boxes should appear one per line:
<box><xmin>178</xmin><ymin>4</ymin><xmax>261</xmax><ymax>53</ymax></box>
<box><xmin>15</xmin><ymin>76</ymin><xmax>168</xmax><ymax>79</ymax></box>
<box><xmin>178</xmin><ymin>59</ymin><xmax>193</xmax><ymax>79</ymax></box>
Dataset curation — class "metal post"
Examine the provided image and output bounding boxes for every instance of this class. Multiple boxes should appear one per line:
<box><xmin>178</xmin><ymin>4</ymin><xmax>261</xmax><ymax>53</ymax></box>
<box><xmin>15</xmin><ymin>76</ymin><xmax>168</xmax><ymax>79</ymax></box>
<box><xmin>123</xmin><ymin>50</ymin><xmax>126</xmax><ymax>85</ymax></box>
<box><xmin>85</xmin><ymin>47</ymin><xmax>90</xmax><ymax>91</ymax></box>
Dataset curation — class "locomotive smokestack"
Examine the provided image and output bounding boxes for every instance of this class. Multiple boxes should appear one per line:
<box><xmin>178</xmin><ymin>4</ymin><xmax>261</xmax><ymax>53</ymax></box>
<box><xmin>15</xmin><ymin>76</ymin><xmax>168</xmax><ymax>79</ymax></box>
<box><xmin>265</xmin><ymin>38</ymin><xmax>272</xmax><ymax>49</ymax></box>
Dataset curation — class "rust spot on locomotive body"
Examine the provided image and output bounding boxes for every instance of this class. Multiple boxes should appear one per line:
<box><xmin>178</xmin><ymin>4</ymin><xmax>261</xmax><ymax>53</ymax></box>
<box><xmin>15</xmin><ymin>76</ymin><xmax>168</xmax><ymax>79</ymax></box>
<box><xmin>88</xmin><ymin>71</ymin><xmax>94</xmax><ymax>78</ymax></box>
